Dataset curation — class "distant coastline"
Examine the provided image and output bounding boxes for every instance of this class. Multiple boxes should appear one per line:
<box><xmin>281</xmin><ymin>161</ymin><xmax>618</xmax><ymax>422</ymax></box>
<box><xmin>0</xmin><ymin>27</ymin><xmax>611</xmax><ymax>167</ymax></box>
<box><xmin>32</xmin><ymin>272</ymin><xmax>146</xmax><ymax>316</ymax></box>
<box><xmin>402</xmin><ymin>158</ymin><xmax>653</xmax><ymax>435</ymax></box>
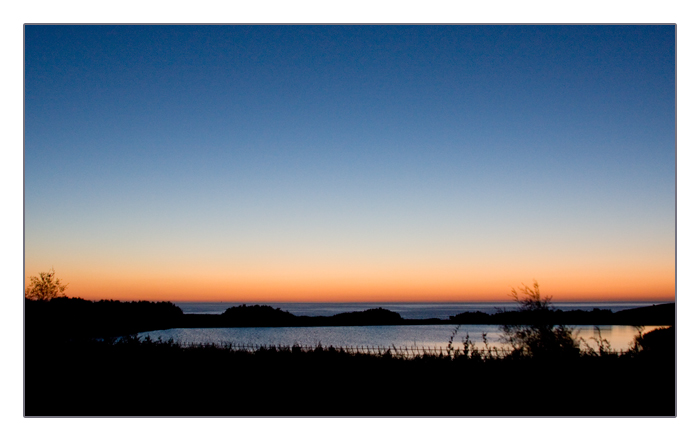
<box><xmin>25</xmin><ymin>298</ymin><xmax>675</xmax><ymax>341</ymax></box>
<box><xmin>179</xmin><ymin>302</ymin><xmax>675</xmax><ymax>329</ymax></box>
<box><xmin>173</xmin><ymin>300</ymin><xmax>669</xmax><ymax>318</ymax></box>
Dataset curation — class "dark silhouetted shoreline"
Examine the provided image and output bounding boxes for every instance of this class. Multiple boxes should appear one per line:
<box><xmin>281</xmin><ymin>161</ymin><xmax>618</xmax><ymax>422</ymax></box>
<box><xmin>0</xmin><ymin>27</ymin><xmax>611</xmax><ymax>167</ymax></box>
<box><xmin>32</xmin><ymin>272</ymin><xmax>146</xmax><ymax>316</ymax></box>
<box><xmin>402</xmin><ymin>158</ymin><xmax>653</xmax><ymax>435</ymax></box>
<box><xmin>25</xmin><ymin>298</ymin><xmax>675</xmax><ymax>340</ymax></box>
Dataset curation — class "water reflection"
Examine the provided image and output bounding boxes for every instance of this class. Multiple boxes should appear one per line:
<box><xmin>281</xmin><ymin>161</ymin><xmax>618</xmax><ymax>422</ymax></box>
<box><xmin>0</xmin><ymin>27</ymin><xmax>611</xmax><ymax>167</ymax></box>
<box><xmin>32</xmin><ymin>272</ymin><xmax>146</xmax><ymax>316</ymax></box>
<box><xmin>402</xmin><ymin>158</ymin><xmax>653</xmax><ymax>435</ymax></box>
<box><xmin>139</xmin><ymin>324</ymin><xmax>664</xmax><ymax>352</ymax></box>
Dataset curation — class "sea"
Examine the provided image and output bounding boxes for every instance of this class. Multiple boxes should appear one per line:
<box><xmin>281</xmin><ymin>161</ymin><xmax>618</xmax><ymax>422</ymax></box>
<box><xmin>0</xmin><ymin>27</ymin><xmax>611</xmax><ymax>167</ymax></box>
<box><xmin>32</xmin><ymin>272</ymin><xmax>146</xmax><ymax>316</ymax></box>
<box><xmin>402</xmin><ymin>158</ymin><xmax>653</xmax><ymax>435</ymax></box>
<box><xmin>137</xmin><ymin>301</ymin><xmax>671</xmax><ymax>353</ymax></box>
<box><xmin>139</xmin><ymin>323</ymin><xmax>665</xmax><ymax>353</ymax></box>
<box><xmin>173</xmin><ymin>301</ymin><xmax>663</xmax><ymax>319</ymax></box>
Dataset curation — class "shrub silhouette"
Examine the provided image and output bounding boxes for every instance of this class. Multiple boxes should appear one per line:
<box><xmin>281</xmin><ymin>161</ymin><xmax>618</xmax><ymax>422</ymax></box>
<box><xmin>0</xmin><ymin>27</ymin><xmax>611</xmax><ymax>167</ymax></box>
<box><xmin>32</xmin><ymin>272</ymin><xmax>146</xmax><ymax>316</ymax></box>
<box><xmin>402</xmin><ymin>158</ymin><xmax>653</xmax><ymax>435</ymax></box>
<box><xmin>499</xmin><ymin>281</ymin><xmax>580</xmax><ymax>358</ymax></box>
<box><xmin>630</xmin><ymin>326</ymin><xmax>674</xmax><ymax>356</ymax></box>
<box><xmin>25</xmin><ymin>268</ymin><xmax>68</xmax><ymax>301</ymax></box>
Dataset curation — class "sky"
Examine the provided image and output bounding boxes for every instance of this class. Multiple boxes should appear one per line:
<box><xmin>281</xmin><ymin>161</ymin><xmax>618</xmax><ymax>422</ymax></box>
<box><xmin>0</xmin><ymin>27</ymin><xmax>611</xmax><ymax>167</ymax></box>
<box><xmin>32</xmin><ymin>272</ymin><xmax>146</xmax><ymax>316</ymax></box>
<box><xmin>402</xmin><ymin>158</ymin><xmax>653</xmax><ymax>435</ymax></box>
<box><xmin>24</xmin><ymin>25</ymin><xmax>676</xmax><ymax>303</ymax></box>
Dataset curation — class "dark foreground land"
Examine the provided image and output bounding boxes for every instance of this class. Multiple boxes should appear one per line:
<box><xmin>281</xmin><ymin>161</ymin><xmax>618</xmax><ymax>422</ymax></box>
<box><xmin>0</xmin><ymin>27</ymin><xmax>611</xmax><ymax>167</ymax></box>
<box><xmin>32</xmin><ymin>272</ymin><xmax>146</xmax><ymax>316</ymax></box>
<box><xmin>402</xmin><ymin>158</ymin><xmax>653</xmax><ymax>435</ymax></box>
<box><xmin>24</xmin><ymin>299</ymin><xmax>675</xmax><ymax>417</ymax></box>
<box><xmin>25</xmin><ymin>331</ymin><xmax>674</xmax><ymax>416</ymax></box>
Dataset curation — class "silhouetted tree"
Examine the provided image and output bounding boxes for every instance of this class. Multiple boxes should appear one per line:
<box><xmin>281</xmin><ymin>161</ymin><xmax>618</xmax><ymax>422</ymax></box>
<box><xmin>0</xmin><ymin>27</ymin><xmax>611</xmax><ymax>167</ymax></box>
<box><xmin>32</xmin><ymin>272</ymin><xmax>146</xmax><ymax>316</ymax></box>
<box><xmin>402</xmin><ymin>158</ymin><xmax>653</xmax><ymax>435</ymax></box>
<box><xmin>25</xmin><ymin>268</ymin><xmax>68</xmax><ymax>301</ymax></box>
<box><xmin>500</xmin><ymin>281</ymin><xmax>580</xmax><ymax>358</ymax></box>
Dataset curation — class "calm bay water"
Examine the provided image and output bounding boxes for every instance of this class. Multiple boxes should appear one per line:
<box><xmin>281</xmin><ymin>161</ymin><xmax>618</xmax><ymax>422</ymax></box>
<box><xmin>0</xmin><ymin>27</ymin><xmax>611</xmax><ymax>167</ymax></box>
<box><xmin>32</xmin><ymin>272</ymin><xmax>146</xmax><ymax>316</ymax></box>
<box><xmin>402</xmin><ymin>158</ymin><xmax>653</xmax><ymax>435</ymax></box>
<box><xmin>139</xmin><ymin>324</ymin><xmax>665</xmax><ymax>352</ymax></box>
<box><xmin>173</xmin><ymin>301</ymin><xmax>662</xmax><ymax>319</ymax></box>
<box><xmin>152</xmin><ymin>302</ymin><xmax>669</xmax><ymax>352</ymax></box>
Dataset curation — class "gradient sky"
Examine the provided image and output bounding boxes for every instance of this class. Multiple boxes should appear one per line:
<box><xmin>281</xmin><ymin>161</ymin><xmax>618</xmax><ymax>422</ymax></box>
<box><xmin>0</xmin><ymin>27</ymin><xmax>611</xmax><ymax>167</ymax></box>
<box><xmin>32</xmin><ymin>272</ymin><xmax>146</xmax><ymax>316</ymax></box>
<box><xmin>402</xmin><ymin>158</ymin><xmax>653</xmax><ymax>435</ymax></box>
<box><xmin>24</xmin><ymin>25</ymin><xmax>675</xmax><ymax>302</ymax></box>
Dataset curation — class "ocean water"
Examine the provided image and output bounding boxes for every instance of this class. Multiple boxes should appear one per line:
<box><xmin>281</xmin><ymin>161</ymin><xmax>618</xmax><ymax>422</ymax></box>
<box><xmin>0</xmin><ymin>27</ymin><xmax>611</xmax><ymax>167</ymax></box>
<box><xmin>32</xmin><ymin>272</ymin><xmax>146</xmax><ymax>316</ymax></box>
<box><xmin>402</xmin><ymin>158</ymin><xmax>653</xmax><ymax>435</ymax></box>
<box><xmin>173</xmin><ymin>301</ymin><xmax>663</xmax><ymax>319</ymax></box>
<box><xmin>141</xmin><ymin>302</ymin><xmax>670</xmax><ymax>355</ymax></box>
<box><xmin>139</xmin><ymin>324</ymin><xmax>666</xmax><ymax>353</ymax></box>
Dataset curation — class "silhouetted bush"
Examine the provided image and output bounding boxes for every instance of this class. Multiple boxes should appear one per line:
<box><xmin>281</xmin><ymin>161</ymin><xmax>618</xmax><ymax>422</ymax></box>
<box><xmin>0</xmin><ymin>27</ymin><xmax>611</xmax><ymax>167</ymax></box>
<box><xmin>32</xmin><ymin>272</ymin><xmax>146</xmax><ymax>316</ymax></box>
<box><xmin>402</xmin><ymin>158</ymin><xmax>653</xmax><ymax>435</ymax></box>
<box><xmin>631</xmin><ymin>326</ymin><xmax>674</xmax><ymax>357</ymax></box>
<box><xmin>25</xmin><ymin>268</ymin><xmax>68</xmax><ymax>301</ymax></box>
<box><xmin>499</xmin><ymin>281</ymin><xmax>581</xmax><ymax>359</ymax></box>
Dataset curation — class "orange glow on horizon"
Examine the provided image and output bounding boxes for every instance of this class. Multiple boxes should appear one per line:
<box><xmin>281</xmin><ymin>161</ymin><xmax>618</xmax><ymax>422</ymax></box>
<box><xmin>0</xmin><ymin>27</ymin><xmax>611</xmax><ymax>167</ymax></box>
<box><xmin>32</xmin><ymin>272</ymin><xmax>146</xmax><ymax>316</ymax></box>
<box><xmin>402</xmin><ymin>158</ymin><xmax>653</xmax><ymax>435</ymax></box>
<box><xmin>25</xmin><ymin>240</ymin><xmax>675</xmax><ymax>304</ymax></box>
<box><xmin>26</xmin><ymin>262</ymin><xmax>675</xmax><ymax>304</ymax></box>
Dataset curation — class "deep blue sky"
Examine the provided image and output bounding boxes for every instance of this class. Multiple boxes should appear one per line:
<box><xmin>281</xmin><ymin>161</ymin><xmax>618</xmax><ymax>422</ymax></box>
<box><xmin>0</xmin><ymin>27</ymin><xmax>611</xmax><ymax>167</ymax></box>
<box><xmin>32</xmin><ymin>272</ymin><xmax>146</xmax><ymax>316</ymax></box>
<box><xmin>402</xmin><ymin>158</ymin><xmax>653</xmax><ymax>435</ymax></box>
<box><xmin>24</xmin><ymin>25</ymin><xmax>675</xmax><ymax>301</ymax></box>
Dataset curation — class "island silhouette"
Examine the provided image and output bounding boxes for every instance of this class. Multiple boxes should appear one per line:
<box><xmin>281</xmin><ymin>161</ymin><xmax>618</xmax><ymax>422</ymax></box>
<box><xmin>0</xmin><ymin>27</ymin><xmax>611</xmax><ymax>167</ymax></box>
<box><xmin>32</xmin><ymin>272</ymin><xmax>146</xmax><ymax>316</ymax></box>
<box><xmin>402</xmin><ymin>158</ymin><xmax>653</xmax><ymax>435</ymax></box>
<box><xmin>25</xmin><ymin>297</ymin><xmax>675</xmax><ymax>340</ymax></box>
